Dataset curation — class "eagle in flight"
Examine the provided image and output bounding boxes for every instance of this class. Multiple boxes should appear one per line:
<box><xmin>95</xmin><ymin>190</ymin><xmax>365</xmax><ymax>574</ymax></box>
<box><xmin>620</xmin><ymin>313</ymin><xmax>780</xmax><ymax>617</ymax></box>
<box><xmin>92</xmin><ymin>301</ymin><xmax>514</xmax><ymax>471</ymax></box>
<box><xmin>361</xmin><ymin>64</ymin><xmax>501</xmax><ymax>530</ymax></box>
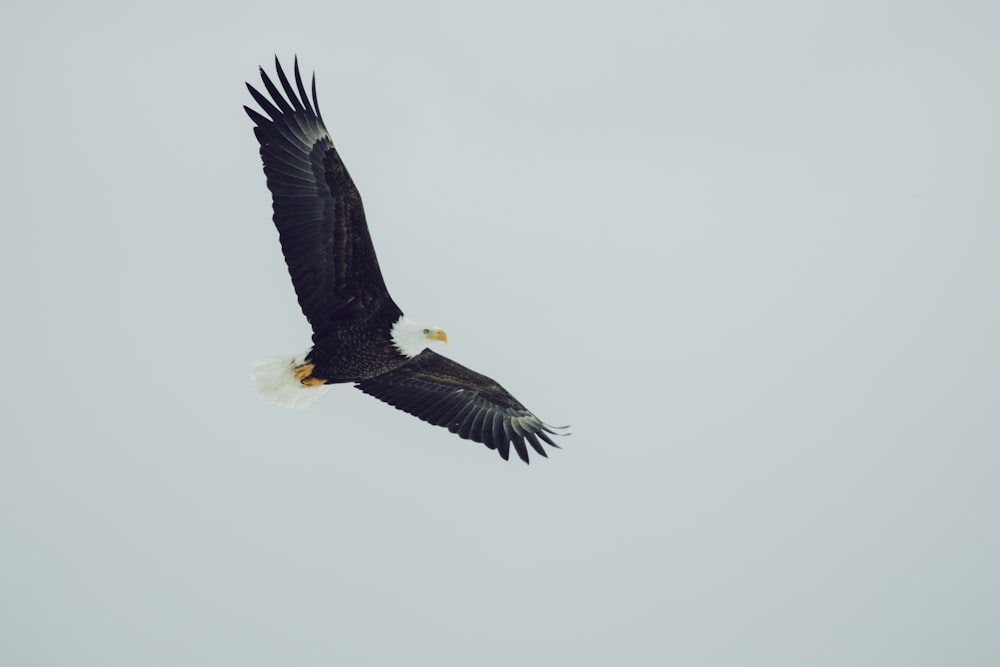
<box><xmin>245</xmin><ymin>58</ymin><xmax>567</xmax><ymax>463</ymax></box>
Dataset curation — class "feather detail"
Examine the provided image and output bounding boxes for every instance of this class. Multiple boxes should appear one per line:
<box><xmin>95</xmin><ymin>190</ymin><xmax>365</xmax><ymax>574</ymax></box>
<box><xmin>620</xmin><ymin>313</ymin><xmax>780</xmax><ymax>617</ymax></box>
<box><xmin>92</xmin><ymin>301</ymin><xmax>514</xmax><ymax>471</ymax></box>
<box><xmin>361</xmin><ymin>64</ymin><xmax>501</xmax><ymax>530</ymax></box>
<box><xmin>251</xmin><ymin>351</ymin><xmax>329</xmax><ymax>409</ymax></box>
<box><xmin>390</xmin><ymin>316</ymin><xmax>435</xmax><ymax>358</ymax></box>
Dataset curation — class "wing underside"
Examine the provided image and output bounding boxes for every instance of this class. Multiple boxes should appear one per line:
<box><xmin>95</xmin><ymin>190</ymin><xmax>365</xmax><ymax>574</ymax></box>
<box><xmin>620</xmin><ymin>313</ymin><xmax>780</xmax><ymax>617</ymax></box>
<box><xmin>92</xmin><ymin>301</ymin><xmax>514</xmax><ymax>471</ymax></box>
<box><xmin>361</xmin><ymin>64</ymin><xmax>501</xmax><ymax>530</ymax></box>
<box><xmin>245</xmin><ymin>58</ymin><xmax>395</xmax><ymax>338</ymax></box>
<box><xmin>356</xmin><ymin>350</ymin><xmax>566</xmax><ymax>463</ymax></box>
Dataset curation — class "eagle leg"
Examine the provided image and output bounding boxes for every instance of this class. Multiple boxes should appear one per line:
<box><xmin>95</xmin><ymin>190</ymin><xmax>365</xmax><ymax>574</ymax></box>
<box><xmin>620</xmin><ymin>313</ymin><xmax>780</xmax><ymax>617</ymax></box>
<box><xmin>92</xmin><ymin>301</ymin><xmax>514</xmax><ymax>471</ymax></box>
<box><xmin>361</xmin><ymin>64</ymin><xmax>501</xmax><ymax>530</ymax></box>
<box><xmin>293</xmin><ymin>362</ymin><xmax>327</xmax><ymax>386</ymax></box>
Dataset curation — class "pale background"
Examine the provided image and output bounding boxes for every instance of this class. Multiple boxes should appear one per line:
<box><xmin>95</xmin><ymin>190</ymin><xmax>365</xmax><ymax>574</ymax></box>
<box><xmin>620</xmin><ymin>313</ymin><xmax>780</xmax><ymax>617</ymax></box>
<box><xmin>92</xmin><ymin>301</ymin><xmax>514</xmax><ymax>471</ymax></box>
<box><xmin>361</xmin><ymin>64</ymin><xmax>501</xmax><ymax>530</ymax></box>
<box><xmin>2</xmin><ymin>1</ymin><xmax>998</xmax><ymax>665</ymax></box>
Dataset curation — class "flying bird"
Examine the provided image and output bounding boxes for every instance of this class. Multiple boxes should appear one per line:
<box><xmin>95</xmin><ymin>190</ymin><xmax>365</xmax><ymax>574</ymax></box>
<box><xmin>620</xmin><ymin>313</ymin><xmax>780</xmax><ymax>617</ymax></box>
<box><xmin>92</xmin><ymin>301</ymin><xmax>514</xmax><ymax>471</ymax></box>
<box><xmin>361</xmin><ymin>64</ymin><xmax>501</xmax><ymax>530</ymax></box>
<box><xmin>245</xmin><ymin>58</ymin><xmax>566</xmax><ymax>463</ymax></box>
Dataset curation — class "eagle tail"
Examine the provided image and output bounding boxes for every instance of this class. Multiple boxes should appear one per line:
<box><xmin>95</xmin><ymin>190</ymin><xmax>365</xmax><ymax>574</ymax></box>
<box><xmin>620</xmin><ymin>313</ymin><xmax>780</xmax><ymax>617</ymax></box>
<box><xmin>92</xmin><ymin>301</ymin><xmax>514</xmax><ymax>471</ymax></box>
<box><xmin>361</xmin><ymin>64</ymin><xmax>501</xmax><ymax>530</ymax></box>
<box><xmin>251</xmin><ymin>351</ymin><xmax>329</xmax><ymax>409</ymax></box>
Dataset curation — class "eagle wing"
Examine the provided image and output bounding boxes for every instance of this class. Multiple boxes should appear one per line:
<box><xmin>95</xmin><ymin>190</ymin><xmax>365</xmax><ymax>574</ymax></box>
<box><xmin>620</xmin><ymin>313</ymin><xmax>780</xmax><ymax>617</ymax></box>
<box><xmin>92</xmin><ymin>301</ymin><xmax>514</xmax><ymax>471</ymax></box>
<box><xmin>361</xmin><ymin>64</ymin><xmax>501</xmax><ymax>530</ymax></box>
<box><xmin>245</xmin><ymin>58</ymin><xmax>397</xmax><ymax>339</ymax></box>
<box><xmin>356</xmin><ymin>350</ymin><xmax>567</xmax><ymax>463</ymax></box>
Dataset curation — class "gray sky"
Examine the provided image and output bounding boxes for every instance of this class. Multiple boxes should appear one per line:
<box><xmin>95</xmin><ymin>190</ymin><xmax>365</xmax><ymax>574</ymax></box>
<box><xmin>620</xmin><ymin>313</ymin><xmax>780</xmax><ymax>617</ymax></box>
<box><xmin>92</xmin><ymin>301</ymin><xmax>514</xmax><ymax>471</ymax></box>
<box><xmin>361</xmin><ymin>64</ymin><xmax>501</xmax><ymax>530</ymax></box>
<box><xmin>2</xmin><ymin>1</ymin><xmax>998</xmax><ymax>665</ymax></box>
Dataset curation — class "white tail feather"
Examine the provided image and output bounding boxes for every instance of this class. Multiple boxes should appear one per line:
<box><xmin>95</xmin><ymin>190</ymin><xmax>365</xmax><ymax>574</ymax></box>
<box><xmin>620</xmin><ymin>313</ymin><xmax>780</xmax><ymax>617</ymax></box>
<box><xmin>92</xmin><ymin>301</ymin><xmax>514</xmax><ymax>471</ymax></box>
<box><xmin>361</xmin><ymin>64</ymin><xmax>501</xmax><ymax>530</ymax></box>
<box><xmin>251</xmin><ymin>351</ymin><xmax>329</xmax><ymax>409</ymax></box>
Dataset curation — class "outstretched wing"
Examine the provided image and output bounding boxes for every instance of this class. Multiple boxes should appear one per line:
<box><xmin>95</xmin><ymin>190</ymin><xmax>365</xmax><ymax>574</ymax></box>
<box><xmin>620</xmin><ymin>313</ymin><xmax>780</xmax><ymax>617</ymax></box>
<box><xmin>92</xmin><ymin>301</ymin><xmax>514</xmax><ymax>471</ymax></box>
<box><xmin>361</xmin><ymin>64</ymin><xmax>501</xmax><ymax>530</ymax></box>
<box><xmin>356</xmin><ymin>350</ymin><xmax>567</xmax><ymax>463</ymax></box>
<box><xmin>245</xmin><ymin>57</ymin><xmax>396</xmax><ymax>339</ymax></box>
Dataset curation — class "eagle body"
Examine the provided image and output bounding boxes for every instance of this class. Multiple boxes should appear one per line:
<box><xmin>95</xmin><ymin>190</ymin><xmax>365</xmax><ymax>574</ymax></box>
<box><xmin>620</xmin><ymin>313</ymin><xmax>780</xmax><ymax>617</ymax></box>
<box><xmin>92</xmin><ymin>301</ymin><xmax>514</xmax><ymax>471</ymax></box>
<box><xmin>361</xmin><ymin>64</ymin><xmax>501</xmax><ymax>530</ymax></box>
<box><xmin>246</xmin><ymin>58</ymin><xmax>566</xmax><ymax>463</ymax></box>
<box><xmin>305</xmin><ymin>300</ymin><xmax>403</xmax><ymax>384</ymax></box>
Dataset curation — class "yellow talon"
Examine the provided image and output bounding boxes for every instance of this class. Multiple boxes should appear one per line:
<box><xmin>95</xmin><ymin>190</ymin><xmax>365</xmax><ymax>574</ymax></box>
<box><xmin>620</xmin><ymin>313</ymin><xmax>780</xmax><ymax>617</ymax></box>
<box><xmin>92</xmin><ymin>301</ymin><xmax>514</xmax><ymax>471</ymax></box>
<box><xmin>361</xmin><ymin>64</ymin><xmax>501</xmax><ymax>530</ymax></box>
<box><xmin>293</xmin><ymin>363</ymin><xmax>315</xmax><ymax>380</ymax></box>
<box><xmin>301</xmin><ymin>377</ymin><xmax>325</xmax><ymax>387</ymax></box>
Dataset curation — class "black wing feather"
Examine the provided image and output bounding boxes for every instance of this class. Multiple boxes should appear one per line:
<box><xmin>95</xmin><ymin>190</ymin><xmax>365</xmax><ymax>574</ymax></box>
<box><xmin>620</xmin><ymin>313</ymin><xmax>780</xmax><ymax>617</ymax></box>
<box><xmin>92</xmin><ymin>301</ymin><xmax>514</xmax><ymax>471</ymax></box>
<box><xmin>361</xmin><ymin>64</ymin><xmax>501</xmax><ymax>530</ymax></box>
<box><xmin>356</xmin><ymin>350</ymin><xmax>567</xmax><ymax>464</ymax></box>
<box><xmin>490</xmin><ymin>412</ymin><xmax>507</xmax><ymax>456</ymax></box>
<box><xmin>447</xmin><ymin>402</ymin><xmax>476</xmax><ymax>433</ymax></box>
<box><xmin>462</xmin><ymin>407</ymin><xmax>488</xmax><ymax>441</ymax></box>
<box><xmin>246</xmin><ymin>58</ymin><xmax>397</xmax><ymax>339</ymax></box>
<box><xmin>293</xmin><ymin>59</ymin><xmax>316</xmax><ymax>117</ymax></box>
<box><xmin>525</xmin><ymin>433</ymin><xmax>548</xmax><ymax>458</ymax></box>
<box><xmin>273</xmin><ymin>58</ymin><xmax>304</xmax><ymax>113</ymax></box>
<box><xmin>259</xmin><ymin>68</ymin><xmax>294</xmax><ymax>115</ymax></box>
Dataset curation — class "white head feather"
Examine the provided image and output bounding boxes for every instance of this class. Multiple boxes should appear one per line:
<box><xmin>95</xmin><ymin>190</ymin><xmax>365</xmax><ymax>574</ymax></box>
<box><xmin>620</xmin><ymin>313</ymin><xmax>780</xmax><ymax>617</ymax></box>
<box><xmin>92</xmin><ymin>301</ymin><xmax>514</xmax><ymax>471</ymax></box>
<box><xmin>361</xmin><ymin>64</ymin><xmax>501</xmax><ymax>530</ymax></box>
<box><xmin>390</xmin><ymin>316</ymin><xmax>448</xmax><ymax>358</ymax></box>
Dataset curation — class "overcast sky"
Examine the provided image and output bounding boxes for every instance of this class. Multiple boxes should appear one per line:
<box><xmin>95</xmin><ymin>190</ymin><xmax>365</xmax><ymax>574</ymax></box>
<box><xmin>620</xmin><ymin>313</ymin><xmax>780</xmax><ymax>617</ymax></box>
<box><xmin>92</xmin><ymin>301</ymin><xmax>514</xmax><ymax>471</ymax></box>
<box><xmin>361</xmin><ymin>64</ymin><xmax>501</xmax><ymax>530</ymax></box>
<box><xmin>2</xmin><ymin>1</ymin><xmax>998</xmax><ymax>665</ymax></box>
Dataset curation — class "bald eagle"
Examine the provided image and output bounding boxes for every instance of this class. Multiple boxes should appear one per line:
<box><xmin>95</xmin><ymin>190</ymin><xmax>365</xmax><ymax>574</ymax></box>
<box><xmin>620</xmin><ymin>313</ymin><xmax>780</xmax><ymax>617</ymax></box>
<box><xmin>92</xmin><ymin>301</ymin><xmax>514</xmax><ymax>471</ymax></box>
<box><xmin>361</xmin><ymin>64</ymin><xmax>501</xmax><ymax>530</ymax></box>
<box><xmin>245</xmin><ymin>58</ymin><xmax>566</xmax><ymax>463</ymax></box>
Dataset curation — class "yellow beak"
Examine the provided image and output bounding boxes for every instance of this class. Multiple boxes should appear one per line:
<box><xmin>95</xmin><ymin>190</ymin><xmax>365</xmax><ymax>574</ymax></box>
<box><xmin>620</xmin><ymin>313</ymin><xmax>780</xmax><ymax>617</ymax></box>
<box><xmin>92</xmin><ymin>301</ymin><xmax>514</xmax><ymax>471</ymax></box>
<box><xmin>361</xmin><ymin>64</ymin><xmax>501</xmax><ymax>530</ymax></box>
<box><xmin>427</xmin><ymin>328</ymin><xmax>448</xmax><ymax>344</ymax></box>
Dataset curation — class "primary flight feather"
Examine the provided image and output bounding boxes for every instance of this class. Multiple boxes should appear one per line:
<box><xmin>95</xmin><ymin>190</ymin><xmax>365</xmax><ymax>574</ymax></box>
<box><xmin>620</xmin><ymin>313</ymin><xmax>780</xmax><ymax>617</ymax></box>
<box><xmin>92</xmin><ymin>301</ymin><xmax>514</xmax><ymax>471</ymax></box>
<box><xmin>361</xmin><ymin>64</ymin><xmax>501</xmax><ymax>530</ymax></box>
<box><xmin>245</xmin><ymin>57</ymin><xmax>566</xmax><ymax>463</ymax></box>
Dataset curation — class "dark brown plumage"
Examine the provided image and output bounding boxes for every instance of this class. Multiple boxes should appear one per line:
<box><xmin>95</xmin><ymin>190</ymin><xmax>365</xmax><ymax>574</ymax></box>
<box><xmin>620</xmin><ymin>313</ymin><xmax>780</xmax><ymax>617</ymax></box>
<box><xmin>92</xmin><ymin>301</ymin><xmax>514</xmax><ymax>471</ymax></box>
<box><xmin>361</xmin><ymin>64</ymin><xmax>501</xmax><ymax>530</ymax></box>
<box><xmin>246</xmin><ymin>57</ymin><xmax>567</xmax><ymax>462</ymax></box>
